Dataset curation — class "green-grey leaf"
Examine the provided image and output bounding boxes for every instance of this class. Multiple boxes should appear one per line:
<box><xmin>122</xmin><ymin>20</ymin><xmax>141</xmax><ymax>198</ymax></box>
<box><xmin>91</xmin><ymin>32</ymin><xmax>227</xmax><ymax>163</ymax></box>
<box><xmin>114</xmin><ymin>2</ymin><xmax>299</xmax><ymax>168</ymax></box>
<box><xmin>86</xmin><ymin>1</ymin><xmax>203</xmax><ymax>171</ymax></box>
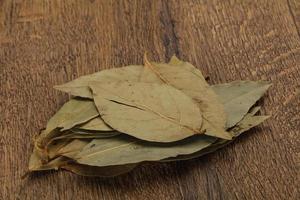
<box><xmin>142</xmin><ymin>57</ymin><xmax>231</xmax><ymax>140</ymax></box>
<box><xmin>230</xmin><ymin>115</ymin><xmax>270</xmax><ymax>137</ymax></box>
<box><xmin>49</xmin><ymin>98</ymin><xmax>99</xmax><ymax>131</ymax></box>
<box><xmin>211</xmin><ymin>80</ymin><xmax>271</xmax><ymax>127</ymax></box>
<box><xmin>34</xmin><ymin>98</ymin><xmax>100</xmax><ymax>152</ymax></box>
<box><xmin>72</xmin><ymin>134</ymin><xmax>215</xmax><ymax>167</ymax></box>
<box><xmin>91</xmin><ymin>82</ymin><xmax>203</xmax><ymax>142</ymax></box>
<box><xmin>54</xmin><ymin>65</ymin><xmax>144</xmax><ymax>98</ymax></box>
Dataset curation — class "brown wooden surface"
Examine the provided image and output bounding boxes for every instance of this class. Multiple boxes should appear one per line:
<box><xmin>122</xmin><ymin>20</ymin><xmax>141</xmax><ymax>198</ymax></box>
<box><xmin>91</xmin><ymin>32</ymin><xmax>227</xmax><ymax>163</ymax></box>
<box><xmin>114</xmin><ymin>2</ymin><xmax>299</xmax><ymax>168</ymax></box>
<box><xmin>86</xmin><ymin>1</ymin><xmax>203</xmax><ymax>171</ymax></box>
<box><xmin>0</xmin><ymin>0</ymin><xmax>299</xmax><ymax>199</ymax></box>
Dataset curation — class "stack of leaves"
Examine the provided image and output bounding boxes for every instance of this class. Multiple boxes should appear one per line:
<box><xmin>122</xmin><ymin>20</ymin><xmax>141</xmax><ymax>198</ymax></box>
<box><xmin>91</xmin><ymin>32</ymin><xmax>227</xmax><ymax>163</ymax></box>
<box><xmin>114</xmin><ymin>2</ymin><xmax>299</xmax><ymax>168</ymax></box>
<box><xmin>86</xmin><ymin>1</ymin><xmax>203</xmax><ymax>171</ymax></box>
<box><xmin>29</xmin><ymin>56</ymin><xmax>271</xmax><ymax>177</ymax></box>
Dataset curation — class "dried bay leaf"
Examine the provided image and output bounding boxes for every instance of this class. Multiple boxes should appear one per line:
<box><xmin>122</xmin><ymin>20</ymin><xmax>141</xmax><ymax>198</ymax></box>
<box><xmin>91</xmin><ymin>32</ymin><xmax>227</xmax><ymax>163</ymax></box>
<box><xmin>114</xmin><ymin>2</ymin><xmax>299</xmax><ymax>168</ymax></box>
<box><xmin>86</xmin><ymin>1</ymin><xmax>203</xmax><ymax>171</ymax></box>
<box><xmin>54</xmin><ymin>65</ymin><xmax>144</xmax><ymax>98</ymax></box>
<box><xmin>210</xmin><ymin>81</ymin><xmax>270</xmax><ymax>127</ymax></box>
<box><xmin>210</xmin><ymin>114</ymin><xmax>270</xmax><ymax>151</ymax></box>
<box><xmin>29</xmin><ymin>152</ymin><xmax>137</xmax><ymax>177</ymax></box>
<box><xmin>211</xmin><ymin>81</ymin><xmax>271</xmax><ymax>127</ymax></box>
<box><xmin>34</xmin><ymin>98</ymin><xmax>105</xmax><ymax>155</ymax></box>
<box><xmin>164</xmin><ymin>107</ymin><xmax>269</xmax><ymax>162</ymax></box>
<box><xmin>72</xmin><ymin>134</ymin><xmax>215</xmax><ymax>167</ymax></box>
<box><xmin>230</xmin><ymin>115</ymin><xmax>270</xmax><ymax>137</ymax></box>
<box><xmin>42</xmin><ymin>132</ymin><xmax>117</xmax><ymax>161</ymax></box>
<box><xmin>46</xmin><ymin>131</ymin><xmax>119</xmax><ymax>160</ymax></box>
<box><xmin>35</xmin><ymin>137</ymin><xmax>138</xmax><ymax>176</ymax></box>
<box><xmin>91</xmin><ymin>82</ymin><xmax>203</xmax><ymax>142</ymax></box>
<box><xmin>46</xmin><ymin>98</ymin><xmax>99</xmax><ymax>131</ymax></box>
<box><xmin>35</xmin><ymin>99</ymin><xmax>99</xmax><ymax>149</ymax></box>
<box><xmin>142</xmin><ymin>56</ymin><xmax>231</xmax><ymax>140</ymax></box>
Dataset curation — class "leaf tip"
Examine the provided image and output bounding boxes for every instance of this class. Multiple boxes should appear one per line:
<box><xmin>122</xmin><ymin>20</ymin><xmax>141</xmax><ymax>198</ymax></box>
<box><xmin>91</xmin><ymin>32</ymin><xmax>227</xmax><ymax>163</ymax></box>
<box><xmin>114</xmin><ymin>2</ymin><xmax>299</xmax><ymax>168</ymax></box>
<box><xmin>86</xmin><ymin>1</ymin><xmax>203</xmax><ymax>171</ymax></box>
<box><xmin>53</xmin><ymin>84</ymin><xmax>65</xmax><ymax>91</ymax></box>
<box><xmin>169</xmin><ymin>55</ymin><xmax>182</xmax><ymax>65</ymax></box>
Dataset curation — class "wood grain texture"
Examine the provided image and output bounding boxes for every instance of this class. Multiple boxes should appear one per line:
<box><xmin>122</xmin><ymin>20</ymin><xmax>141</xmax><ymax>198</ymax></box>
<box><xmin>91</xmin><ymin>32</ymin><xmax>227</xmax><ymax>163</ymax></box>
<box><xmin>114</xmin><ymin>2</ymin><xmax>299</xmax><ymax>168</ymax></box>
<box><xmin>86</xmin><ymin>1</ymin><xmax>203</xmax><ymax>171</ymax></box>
<box><xmin>0</xmin><ymin>0</ymin><xmax>299</xmax><ymax>199</ymax></box>
<box><xmin>288</xmin><ymin>0</ymin><xmax>300</xmax><ymax>37</ymax></box>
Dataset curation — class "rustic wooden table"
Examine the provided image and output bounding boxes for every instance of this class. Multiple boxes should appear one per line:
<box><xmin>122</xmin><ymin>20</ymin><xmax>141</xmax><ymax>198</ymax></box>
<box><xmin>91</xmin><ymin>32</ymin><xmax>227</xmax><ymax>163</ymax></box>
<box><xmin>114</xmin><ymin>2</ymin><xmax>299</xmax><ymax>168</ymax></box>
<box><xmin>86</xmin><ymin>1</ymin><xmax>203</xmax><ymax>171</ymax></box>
<box><xmin>1</xmin><ymin>0</ymin><xmax>299</xmax><ymax>199</ymax></box>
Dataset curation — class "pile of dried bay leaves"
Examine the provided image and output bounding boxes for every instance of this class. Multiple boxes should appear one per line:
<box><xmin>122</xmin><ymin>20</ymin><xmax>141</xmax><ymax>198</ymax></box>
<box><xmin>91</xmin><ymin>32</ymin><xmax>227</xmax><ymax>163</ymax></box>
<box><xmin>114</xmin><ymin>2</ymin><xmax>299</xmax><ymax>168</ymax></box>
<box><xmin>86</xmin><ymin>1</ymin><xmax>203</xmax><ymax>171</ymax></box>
<box><xmin>29</xmin><ymin>55</ymin><xmax>270</xmax><ymax>177</ymax></box>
